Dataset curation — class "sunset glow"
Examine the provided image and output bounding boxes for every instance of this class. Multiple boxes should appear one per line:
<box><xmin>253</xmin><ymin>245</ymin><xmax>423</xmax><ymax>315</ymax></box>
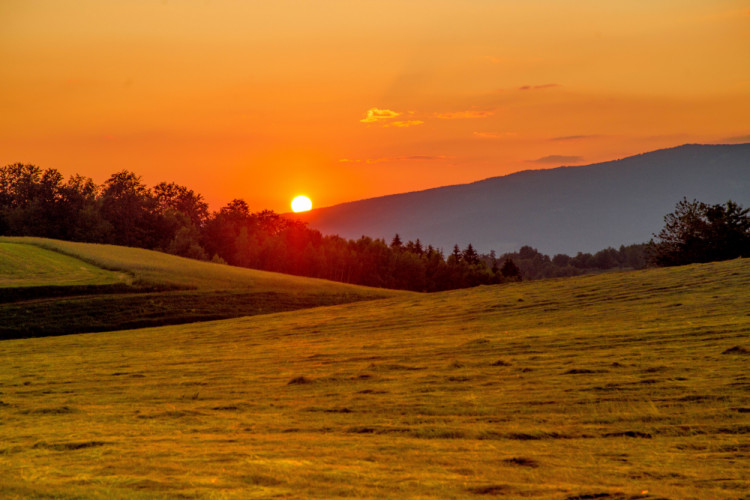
<box><xmin>2</xmin><ymin>1</ymin><xmax>749</xmax><ymax>212</ymax></box>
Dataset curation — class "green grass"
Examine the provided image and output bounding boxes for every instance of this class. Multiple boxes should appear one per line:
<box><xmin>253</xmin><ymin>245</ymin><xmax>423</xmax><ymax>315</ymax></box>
<box><xmin>0</xmin><ymin>237</ymin><xmax>405</xmax><ymax>338</ymax></box>
<box><xmin>0</xmin><ymin>242</ymin><xmax>128</xmax><ymax>288</ymax></box>
<box><xmin>1</xmin><ymin>258</ymin><xmax>748</xmax><ymax>498</ymax></box>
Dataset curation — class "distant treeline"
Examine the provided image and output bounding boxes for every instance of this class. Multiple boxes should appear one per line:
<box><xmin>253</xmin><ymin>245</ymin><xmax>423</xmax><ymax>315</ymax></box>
<box><xmin>1</xmin><ymin>163</ymin><xmax>649</xmax><ymax>291</ymax></box>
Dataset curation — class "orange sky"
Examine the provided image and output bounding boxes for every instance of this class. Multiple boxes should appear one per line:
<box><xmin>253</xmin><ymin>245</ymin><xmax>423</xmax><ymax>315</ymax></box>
<box><xmin>2</xmin><ymin>1</ymin><xmax>749</xmax><ymax>212</ymax></box>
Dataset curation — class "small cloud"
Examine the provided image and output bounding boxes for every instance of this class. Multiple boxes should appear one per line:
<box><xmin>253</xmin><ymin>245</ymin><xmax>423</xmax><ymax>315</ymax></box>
<box><xmin>722</xmin><ymin>134</ymin><xmax>750</xmax><ymax>144</ymax></box>
<box><xmin>339</xmin><ymin>155</ymin><xmax>446</xmax><ymax>165</ymax></box>
<box><xmin>519</xmin><ymin>83</ymin><xmax>561</xmax><ymax>91</ymax></box>
<box><xmin>360</xmin><ymin>108</ymin><xmax>400</xmax><ymax>124</ymax></box>
<box><xmin>339</xmin><ymin>158</ymin><xmax>383</xmax><ymax>164</ymax></box>
<box><xmin>550</xmin><ymin>135</ymin><xmax>599</xmax><ymax>141</ymax></box>
<box><xmin>529</xmin><ymin>155</ymin><xmax>583</xmax><ymax>164</ymax></box>
<box><xmin>435</xmin><ymin>110</ymin><xmax>494</xmax><ymax>120</ymax></box>
<box><xmin>387</xmin><ymin>120</ymin><xmax>424</xmax><ymax>128</ymax></box>
<box><xmin>402</xmin><ymin>155</ymin><xmax>446</xmax><ymax>160</ymax></box>
<box><xmin>473</xmin><ymin>131</ymin><xmax>517</xmax><ymax>139</ymax></box>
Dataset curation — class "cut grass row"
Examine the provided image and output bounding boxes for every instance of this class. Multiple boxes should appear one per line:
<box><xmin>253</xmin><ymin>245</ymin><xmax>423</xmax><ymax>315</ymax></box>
<box><xmin>0</xmin><ymin>257</ymin><xmax>748</xmax><ymax>498</ymax></box>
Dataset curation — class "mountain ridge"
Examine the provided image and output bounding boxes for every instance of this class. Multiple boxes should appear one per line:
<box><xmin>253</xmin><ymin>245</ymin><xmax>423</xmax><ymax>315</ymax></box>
<box><xmin>296</xmin><ymin>143</ymin><xmax>750</xmax><ymax>255</ymax></box>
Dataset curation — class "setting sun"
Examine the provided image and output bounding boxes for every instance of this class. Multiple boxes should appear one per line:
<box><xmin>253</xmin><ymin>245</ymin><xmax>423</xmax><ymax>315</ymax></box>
<box><xmin>291</xmin><ymin>195</ymin><xmax>312</xmax><ymax>213</ymax></box>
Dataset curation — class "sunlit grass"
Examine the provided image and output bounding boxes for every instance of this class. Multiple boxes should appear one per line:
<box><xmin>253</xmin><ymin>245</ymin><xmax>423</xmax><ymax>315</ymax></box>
<box><xmin>0</xmin><ymin>242</ymin><xmax>128</xmax><ymax>288</ymax></box>
<box><xmin>1</xmin><ymin>258</ymin><xmax>748</xmax><ymax>498</ymax></box>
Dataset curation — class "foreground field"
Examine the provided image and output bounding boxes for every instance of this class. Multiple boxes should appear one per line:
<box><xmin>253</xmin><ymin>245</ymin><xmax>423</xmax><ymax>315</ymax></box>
<box><xmin>0</xmin><ymin>237</ymin><xmax>401</xmax><ymax>338</ymax></box>
<box><xmin>1</xmin><ymin>258</ymin><xmax>749</xmax><ymax>498</ymax></box>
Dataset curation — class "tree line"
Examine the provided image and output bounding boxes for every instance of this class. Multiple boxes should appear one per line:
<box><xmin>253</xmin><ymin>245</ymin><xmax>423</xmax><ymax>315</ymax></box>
<box><xmin>16</xmin><ymin>163</ymin><xmax>738</xmax><ymax>292</ymax></box>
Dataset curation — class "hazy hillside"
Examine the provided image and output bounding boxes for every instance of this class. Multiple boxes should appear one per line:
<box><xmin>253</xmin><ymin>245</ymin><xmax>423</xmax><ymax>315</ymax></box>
<box><xmin>297</xmin><ymin>143</ymin><xmax>750</xmax><ymax>255</ymax></box>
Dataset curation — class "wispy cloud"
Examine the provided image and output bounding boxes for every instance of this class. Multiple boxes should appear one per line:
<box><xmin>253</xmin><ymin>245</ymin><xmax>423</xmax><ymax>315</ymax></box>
<box><xmin>435</xmin><ymin>110</ymin><xmax>494</xmax><ymax>120</ymax></box>
<box><xmin>550</xmin><ymin>135</ymin><xmax>599</xmax><ymax>141</ymax></box>
<box><xmin>360</xmin><ymin>108</ymin><xmax>400</xmax><ymax>124</ymax></box>
<box><xmin>388</xmin><ymin>120</ymin><xmax>424</xmax><ymax>128</ymax></box>
<box><xmin>340</xmin><ymin>155</ymin><xmax>447</xmax><ymax>164</ymax></box>
<box><xmin>722</xmin><ymin>134</ymin><xmax>750</xmax><ymax>144</ymax></box>
<box><xmin>473</xmin><ymin>131</ymin><xmax>517</xmax><ymax>139</ymax></box>
<box><xmin>402</xmin><ymin>155</ymin><xmax>445</xmax><ymax>160</ymax></box>
<box><xmin>529</xmin><ymin>155</ymin><xmax>583</xmax><ymax>164</ymax></box>
<box><xmin>519</xmin><ymin>83</ymin><xmax>561</xmax><ymax>91</ymax></box>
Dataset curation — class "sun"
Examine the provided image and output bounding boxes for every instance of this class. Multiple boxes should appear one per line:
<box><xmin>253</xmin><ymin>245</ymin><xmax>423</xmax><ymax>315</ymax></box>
<box><xmin>291</xmin><ymin>195</ymin><xmax>312</xmax><ymax>213</ymax></box>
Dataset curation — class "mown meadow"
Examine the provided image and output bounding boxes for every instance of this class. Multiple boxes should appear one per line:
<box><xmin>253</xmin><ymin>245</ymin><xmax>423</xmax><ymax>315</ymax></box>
<box><xmin>1</xmin><ymin>246</ymin><xmax>748</xmax><ymax>498</ymax></box>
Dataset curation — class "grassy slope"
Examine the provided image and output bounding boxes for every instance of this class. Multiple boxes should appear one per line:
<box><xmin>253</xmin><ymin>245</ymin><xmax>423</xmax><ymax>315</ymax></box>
<box><xmin>0</xmin><ymin>237</ymin><xmax>404</xmax><ymax>338</ymax></box>
<box><xmin>0</xmin><ymin>259</ymin><xmax>748</xmax><ymax>498</ymax></box>
<box><xmin>0</xmin><ymin>236</ymin><xmax>399</xmax><ymax>293</ymax></box>
<box><xmin>0</xmin><ymin>242</ymin><xmax>128</xmax><ymax>288</ymax></box>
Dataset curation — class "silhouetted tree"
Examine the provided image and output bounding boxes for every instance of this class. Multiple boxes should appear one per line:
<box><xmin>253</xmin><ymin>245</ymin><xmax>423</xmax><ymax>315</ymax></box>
<box><xmin>100</xmin><ymin>170</ymin><xmax>157</xmax><ymax>248</ymax></box>
<box><xmin>489</xmin><ymin>250</ymin><xmax>499</xmax><ymax>275</ymax></box>
<box><xmin>592</xmin><ymin>247</ymin><xmax>619</xmax><ymax>269</ymax></box>
<box><xmin>390</xmin><ymin>233</ymin><xmax>403</xmax><ymax>250</ymax></box>
<box><xmin>500</xmin><ymin>258</ymin><xmax>521</xmax><ymax>281</ymax></box>
<box><xmin>650</xmin><ymin>198</ymin><xmax>750</xmax><ymax>266</ymax></box>
<box><xmin>552</xmin><ymin>253</ymin><xmax>571</xmax><ymax>267</ymax></box>
<box><xmin>59</xmin><ymin>174</ymin><xmax>111</xmax><ymax>242</ymax></box>
<box><xmin>703</xmin><ymin>201</ymin><xmax>750</xmax><ymax>261</ymax></box>
<box><xmin>153</xmin><ymin>182</ymin><xmax>209</xmax><ymax>228</ymax></box>
<box><xmin>462</xmin><ymin>243</ymin><xmax>479</xmax><ymax>265</ymax></box>
<box><xmin>0</xmin><ymin>164</ymin><xmax>65</xmax><ymax>237</ymax></box>
<box><xmin>449</xmin><ymin>244</ymin><xmax>462</xmax><ymax>264</ymax></box>
<box><xmin>201</xmin><ymin>198</ymin><xmax>252</xmax><ymax>260</ymax></box>
<box><xmin>405</xmin><ymin>238</ymin><xmax>424</xmax><ymax>256</ymax></box>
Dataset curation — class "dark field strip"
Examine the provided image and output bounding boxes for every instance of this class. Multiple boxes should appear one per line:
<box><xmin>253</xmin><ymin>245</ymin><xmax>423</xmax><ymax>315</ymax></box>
<box><xmin>0</xmin><ymin>282</ymin><xmax>186</xmax><ymax>304</ymax></box>
<box><xmin>0</xmin><ymin>291</ymin><xmax>374</xmax><ymax>339</ymax></box>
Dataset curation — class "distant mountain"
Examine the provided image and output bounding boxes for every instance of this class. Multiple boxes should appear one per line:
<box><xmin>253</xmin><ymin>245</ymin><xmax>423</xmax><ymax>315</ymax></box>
<box><xmin>296</xmin><ymin>144</ymin><xmax>750</xmax><ymax>255</ymax></box>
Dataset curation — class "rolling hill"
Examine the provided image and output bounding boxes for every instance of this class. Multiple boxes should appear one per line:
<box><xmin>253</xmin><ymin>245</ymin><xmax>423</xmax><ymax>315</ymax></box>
<box><xmin>0</xmin><ymin>237</ymin><xmax>404</xmax><ymax>338</ymax></box>
<box><xmin>0</xmin><ymin>257</ymin><xmax>748</xmax><ymax>498</ymax></box>
<box><xmin>296</xmin><ymin>143</ymin><xmax>750</xmax><ymax>255</ymax></box>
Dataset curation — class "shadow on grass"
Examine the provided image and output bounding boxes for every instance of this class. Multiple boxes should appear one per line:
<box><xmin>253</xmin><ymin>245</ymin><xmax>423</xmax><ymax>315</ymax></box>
<box><xmin>0</xmin><ymin>291</ymin><xmax>376</xmax><ymax>340</ymax></box>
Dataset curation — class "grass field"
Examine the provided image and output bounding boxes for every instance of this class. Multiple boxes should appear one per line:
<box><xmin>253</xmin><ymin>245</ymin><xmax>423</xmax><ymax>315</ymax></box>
<box><xmin>1</xmin><ymin>257</ymin><xmax>748</xmax><ymax>498</ymax></box>
<box><xmin>0</xmin><ymin>237</ymin><xmax>403</xmax><ymax>338</ymax></box>
<box><xmin>0</xmin><ymin>242</ymin><xmax>128</xmax><ymax>288</ymax></box>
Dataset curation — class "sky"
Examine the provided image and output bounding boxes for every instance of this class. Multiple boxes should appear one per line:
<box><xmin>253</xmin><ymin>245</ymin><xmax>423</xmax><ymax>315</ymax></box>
<box><xmin>2</xmin><ymin>1</ymin><xmax>749</xmax><ymax>213</ymax></box>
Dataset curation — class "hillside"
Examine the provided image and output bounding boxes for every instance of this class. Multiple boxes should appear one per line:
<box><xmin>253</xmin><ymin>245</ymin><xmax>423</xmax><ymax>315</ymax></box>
<box><xmin>0</xmin><ymin>237</ymin><xmax>404</xmax><ymax>338</ymax></box>
<box><xmin>1</xmin><ymin>258</ymin><xmax>748</xmax><ymax>498</ymax></box>
<box><xmin>296</xmin><ymin>143</ymin><xmax>750</xmax><ymax>255</ymax></box>
<box><xmin>0</xmin><ymin>242</ymin><xmax>129</xmax><ymax>288</ymax></box>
